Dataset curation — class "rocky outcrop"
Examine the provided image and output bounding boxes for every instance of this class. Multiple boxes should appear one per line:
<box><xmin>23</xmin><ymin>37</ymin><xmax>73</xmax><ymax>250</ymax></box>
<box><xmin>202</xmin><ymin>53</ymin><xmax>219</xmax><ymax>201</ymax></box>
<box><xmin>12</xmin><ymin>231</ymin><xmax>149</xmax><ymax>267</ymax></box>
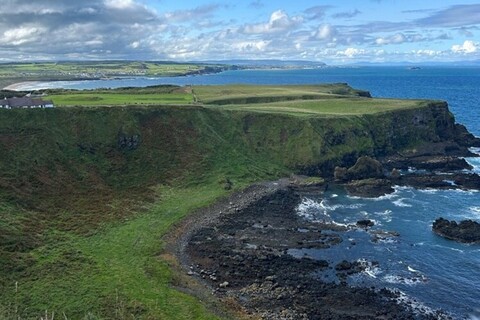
<box><xmin>334</xmin><ymin>156</ymin><xmax>384</xmax><ymax>181</ymax></box>
<box><xmin>357</xmin><ymin>219</ymin><xmax>375</xmax><ymax>228</ymax></box>
<box><xmin>432</xmin><ymin>218</ymin><xmax>480</xmax><ymax>243</ymax></box>
<box><xmin>334</xmin><ymin>157</ymin><xmax>394</xmax><ymax>197</ymax></box>
<box><xmin>344</xmin><ymin>178</ymin><xmax>394</xmax><ymax>198</ymax></box>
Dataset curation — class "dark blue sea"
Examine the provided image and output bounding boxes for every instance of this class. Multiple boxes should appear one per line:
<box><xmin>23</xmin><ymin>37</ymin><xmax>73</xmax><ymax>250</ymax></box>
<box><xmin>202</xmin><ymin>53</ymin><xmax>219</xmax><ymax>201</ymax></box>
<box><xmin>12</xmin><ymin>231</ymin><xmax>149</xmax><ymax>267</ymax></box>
<box><xmin>21</xmin><ymin>67</ymin><xmax>480</xmax><ymax>319</ymax></box>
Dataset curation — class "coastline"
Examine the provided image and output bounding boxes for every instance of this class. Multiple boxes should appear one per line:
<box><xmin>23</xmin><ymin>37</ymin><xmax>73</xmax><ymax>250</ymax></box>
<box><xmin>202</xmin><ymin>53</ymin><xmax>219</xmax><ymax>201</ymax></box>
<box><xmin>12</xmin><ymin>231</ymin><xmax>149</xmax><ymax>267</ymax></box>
<box><xmin>3</xmin><ymin>81</ymin><xmax>42</xmax><ymax>91</ymax></box>
<box><xmin>165</xmin><ymin>178</ymin><xmax>450</xmax><ymax>319</ymax></box>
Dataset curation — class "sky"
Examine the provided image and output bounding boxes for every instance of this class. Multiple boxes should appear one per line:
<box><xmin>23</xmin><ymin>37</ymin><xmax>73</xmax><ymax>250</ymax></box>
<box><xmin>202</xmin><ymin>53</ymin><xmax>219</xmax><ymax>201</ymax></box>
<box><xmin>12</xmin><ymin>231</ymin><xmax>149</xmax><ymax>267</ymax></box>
<box><xmin>0</xmin><ymin>0</ymin><xmax>479</xmax><ymax>64</ymax></box>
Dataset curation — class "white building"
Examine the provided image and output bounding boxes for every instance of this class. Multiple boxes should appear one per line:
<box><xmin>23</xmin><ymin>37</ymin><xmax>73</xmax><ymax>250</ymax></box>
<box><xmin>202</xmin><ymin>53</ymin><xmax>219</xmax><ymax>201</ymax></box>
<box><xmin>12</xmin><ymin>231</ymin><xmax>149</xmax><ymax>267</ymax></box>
<box><xmin>0</xmin><ymin>97</ymin><xmax>54</xmax><ymax>109</ymax></box>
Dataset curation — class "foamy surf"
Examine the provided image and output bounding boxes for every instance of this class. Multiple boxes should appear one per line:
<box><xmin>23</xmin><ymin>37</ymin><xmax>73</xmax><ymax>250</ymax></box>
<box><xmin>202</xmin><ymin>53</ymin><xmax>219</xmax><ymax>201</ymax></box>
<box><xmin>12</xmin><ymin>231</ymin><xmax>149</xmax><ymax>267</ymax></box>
<box><xmin>388</xmin><ymin>289</ymin><xmax>452</xmax><ymax>319</ymax></box>
<box><xmin>393</xmin><ymin>198</ymin><xmax>413</xmax><ymax>207</ymax></box>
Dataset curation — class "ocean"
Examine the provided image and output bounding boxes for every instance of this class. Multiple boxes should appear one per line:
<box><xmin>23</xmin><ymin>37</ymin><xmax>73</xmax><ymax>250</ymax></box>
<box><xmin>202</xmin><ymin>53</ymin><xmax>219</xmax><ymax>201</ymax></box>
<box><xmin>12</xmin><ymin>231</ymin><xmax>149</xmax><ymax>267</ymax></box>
<box><xmin>18</xmin><ymin>66</ymin><xmax>480</xmax><ymax>318</ymax></box>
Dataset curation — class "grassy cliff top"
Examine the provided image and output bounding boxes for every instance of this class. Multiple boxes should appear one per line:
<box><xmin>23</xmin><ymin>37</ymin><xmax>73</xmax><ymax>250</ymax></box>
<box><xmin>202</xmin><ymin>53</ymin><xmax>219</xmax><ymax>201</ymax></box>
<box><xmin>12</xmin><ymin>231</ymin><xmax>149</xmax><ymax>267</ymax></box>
<box><xmin>37</xmin><ymin>83</ymin><xmax>429</xmax><ymax>116</ymax></box>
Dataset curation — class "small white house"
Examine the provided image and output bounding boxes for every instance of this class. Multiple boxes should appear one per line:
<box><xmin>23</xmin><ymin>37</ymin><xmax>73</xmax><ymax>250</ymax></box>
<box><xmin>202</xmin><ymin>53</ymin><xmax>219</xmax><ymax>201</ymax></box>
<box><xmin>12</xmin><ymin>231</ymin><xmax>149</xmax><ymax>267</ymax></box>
<box><xmin>0</xmin><ymin>97</ymin><xmax>55</xmax><ymax>109</ymax></box>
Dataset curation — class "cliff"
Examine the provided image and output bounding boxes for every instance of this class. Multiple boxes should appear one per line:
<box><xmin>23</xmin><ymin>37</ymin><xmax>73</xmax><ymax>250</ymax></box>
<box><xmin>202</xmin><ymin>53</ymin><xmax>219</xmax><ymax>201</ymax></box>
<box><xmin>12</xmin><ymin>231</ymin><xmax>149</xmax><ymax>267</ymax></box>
<box><xmin>0</xmin><ymin>85</ymin><xmax>477</xmax><ymax>318</ymax></box>
<box><xmin>0</xmin><ymin>100</ymin><xmax>465</xmax><ymax>206</ymax></box>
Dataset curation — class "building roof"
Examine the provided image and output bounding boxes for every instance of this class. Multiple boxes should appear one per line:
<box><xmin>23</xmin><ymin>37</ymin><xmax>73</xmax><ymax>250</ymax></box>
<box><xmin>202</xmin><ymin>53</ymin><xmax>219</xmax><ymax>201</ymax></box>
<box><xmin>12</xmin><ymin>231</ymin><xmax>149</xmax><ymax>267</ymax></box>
<box><xmin>2</xmin><ymin>96</ymin><xmax>53</xmax><ymax>108</ymax></box>
<box><xmin>7</xmin><ymin>97</ymin><xmax>35</xmax><ymax>107</ymax></box>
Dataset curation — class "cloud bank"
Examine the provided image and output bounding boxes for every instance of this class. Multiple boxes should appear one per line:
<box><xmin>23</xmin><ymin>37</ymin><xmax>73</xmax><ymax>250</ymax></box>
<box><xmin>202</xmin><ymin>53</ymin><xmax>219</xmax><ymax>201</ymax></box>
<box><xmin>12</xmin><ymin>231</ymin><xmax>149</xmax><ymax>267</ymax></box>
<box><xmin>0</xmin><ymin>1</ymin><xmax>479</xmax><ymax>63</ymax></box>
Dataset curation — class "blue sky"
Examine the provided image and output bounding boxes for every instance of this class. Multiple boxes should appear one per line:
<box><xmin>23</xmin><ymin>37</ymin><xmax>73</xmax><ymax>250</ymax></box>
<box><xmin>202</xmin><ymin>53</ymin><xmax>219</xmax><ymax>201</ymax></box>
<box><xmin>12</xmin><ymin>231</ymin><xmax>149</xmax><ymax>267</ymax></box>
<box><xmin>1</xmin><ymin>0</ymin><xmax>479</xmax><ymax>63</ymax></box>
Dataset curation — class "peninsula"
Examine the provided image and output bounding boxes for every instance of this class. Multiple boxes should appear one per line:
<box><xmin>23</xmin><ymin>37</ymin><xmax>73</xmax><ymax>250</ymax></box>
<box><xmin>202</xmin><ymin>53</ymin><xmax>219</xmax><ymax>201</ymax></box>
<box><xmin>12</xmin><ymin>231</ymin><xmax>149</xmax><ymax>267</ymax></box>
<box><xmin>0</xmin><ymin>84</ymin><xmax>478</xmax><ymax>319</ymax></box>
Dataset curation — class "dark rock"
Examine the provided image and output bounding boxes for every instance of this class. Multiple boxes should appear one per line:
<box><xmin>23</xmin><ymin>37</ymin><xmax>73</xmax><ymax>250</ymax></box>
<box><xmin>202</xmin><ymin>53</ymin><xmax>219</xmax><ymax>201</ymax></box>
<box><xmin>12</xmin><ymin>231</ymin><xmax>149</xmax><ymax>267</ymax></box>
<box><xmin>432</xmin><ymin>218</ymin><xmax>480</xmax><ymax>243</ymax></box>
<box><xmin>454</xmin><ymin>124</ymin><xmax>480</xmax><ymax>148</ymax></box>
<box><xmin>344</xmin><ymin>179</ymin><xmax>394</xmax><ymax>198</ymax></box>
<box><xmin>346</xmin><ymin>156</ymin><xmax>385</xmax><ymax>180</ymax></box>
<box><xmin>453</xmin><ymin>174</ymin><xmax>480</xmax><ymax>189</ymax></box>
<box><xmin>334</xmin><ymin>166</ymin><xmax>348</xmax><ymax>181</ymax></box>
<box><xmin>356</xmin><ymin>219</ymin><xmax>374</xmax><ymax>228</ymax></box>
<box><xmin>335</xmin><ymin>260</ymin><xmax>352</xmax><ymax>271</ymax></box>
<box><xmin>390</xmin><ymin>168</ymin><xmax>401</xmax><ymax>178</ymax></box>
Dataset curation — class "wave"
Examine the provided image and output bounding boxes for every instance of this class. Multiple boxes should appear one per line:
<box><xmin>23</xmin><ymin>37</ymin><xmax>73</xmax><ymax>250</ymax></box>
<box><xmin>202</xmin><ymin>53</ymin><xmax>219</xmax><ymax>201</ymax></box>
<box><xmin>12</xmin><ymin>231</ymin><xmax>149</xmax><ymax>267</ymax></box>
<box><xmin>389</xmin><ymin>289</ymin><xmax>452</xmax><ymax>319</ymax></box>
<box><xmin>469</xmin><ymin>207</ymin><xmax>480</xmax><ymax>219</ymax></box>
<box><xmin>393</xmin><ymin>198</ymin><xmax>413</xmax><ymax>207</ymax></box>
<box><xmin>356</xmin><ymin>259</ymin><xmax>382</xmax><ymax>278</ymax></box>
<box><xmin>383</xmin><ymin>274</ymin><xmax>426</xmax><ymax>285</ymax></box>
<box><xmin>296</xmin><ymin>197</ymin><xmax>365</xmax><ymax>221</ymax></box>
<box><xmin>431</xmin><ymin>244</ymin><xmax>465</xmax><ymax>253</ymax></box>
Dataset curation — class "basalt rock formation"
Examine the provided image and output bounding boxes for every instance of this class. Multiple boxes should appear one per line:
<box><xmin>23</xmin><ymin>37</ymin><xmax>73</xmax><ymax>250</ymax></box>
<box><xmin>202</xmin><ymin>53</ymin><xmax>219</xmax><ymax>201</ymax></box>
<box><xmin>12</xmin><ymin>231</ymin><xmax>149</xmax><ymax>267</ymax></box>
<box><xmin>433</xmin><ymin>218</ymin><xmax>480</xmax><ymax>243</ymax></box>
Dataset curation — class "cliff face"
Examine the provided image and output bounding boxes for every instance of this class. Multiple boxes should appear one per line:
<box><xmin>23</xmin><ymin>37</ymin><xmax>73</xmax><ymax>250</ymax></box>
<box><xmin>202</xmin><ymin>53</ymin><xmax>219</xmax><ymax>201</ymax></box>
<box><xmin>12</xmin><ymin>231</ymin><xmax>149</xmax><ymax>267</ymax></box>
<box><xmin>0</xmin><ymin>101</ymin><xmax>469</xmax><ymax>208</ymax></box>
<box><xmin>1</xmin><ymin>101</ymin><xmax>478</xmax><ymax>319</ymax></box>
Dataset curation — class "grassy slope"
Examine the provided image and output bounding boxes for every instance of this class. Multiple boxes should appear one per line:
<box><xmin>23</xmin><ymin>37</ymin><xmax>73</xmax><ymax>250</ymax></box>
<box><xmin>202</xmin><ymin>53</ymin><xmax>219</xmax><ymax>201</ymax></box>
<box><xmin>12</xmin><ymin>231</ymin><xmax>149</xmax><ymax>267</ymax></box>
<box><xmin>0</xmin><ymin>85</ymin><xmax>448</xmax><ymax>319</ymax></box>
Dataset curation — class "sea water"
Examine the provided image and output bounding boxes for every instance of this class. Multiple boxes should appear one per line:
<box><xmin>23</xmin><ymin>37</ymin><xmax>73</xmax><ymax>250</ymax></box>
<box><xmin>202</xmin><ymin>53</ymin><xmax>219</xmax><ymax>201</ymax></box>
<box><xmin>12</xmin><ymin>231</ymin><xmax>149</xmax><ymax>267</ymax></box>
<box><xmin>18</xmin><ymin>66</ymin><xmax>480</xmax><ymax>318</ymax></box>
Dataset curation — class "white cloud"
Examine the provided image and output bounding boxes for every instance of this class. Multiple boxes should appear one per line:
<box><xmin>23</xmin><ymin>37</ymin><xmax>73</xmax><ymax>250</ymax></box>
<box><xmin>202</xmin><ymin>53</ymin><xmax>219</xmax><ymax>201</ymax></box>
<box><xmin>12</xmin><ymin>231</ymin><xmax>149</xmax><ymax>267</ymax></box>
<box><xmin>130</xmin><ymin>41</ymin><xmax>140</xmax><ymax>49</ymax></box>
<box><xmin>2</xmin><ymin>26</ymin><xmax>45</xmax><ymax>45</ymax></box>
<box><xmin>242</xmin><ymin>10</ymin><xmax>302</xmax><ymax>34</ymax></box>
<box><xmin>376</xmin><ymin>33</ymin><xmax>407</xmax><ymax>45</ymax></box>
<box><xmin>104</xmin><ymin>0</ymin><xmax>134</xmax><ymax>10</ymax></box>
<box><xmin>232</xmin><ymin>40</ymin><xmax>270</xmax><ymax>52</ymax></box>
<box><xmin>340</xmin><ymin>47</ymin><xmax>366</xmax><ymax>58</ymax></box>
<box><xmin>315</xmin><ymin>24</ymin><xmax>336</xmax><ymax>40</ymax></box>
<box><xmin>451</xmin><ymin>40</ymin><xmax>477</xmax><ymax>54</ymax></box>
<box><xmin>413</xmin><ymin>49</ymin><xmax>441</xmax><ymax>56</ymax></box>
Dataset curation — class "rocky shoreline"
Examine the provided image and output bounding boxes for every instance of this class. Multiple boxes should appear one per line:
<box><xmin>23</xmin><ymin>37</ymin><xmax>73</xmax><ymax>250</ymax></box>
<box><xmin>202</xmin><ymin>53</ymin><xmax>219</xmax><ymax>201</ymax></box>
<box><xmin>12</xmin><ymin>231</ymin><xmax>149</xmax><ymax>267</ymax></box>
<box><xmin>171</xmin><ymin>183</ymin><xmax>451</xmax><ymax>319</ymax></box>
<box><xmin>164</xmin><ymin>128</ymin><xmax>480</xmax><ymax>319</ymax></box>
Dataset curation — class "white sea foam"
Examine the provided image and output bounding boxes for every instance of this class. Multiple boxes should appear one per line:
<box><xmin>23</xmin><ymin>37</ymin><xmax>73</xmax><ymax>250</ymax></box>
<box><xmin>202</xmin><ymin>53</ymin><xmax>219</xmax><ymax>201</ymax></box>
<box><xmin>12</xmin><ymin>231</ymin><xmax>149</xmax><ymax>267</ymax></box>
<box><xmin>393</xmin><ymin>198</ymin><xmax>413</xmax><ymax>207</ymax></box>
<box><xmin>418</xmin><ymin>188</ymin><xmax>440</xmax><ymax>194</ymax></box>
<box><xmin>374</xmin><ymin>209</ymin><xmax>393</xmax><ymax>222</ymax></box>
<box><xmin>432</xmin><ymin>244</ymin><xmax>465</xmax><ymax>253</ymax></box>
<box><xmin>383</xmin><ymin>275</ymin><xmax>422</xmax><ymax>285</ymax></box>
<box><xmin>389</xmin><ymin>289</ymin><xmax>451</xmax><ymax>319</ymax></box>
<box><xmin>469</xmin><ymin>147</ymin><xmax>480</xmax><ymax>155</ymax></box>
<box><xmin>296</xmin><ymin>198</ymin><xmax>327</xmax><ymax>221</ymax></box>
<box><xmin>465</xmin><ymin>157</ymin><xmax>480</xmax><ymax>174</ymax></box>
<box><xmin>356</xmin><ymin>259</ymin><xmax>382</xmax><ymax>278</ymax></box>
<box><xmin>375</xmin><ymin>237</ymin><xmax>397</xmax><ymax>244</ymax></box>
<box><xmin>348</xmin><ymin>190</ymin><xmax>400</xmax><ymax>201</ymax></box>
<box><xmin>407</xmin><ymin>266</ymin><xmax>419</xmax><ymax>273</ymax></box>
<box><xmin>469</xmin><ymin>206</ymin><xmax>480</xmax><ymax>218</ymax></box>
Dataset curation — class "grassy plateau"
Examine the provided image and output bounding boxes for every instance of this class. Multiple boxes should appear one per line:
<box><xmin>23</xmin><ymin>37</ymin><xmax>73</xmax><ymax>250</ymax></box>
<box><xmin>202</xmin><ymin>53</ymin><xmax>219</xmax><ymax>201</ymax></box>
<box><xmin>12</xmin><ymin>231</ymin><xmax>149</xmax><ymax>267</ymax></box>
<box><xmin>0</xmin><ymin>84</ymin><xmax>449</xmax><ymax>319</ymax></box>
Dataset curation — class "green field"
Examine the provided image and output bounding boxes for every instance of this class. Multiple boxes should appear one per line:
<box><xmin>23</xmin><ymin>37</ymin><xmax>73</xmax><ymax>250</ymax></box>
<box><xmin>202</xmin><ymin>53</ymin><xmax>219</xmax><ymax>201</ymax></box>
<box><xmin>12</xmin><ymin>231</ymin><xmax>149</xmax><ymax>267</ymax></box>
<box><xmin>0</xmin><ymin>61</ymin><xmax>228</xmax><ymax>88</ymax></box>
<box><xmin>0</xmin><ymin>85</ymin><xmax>444</xmax><ymax>319</ymax></box>
<box><xmin>40</xmin><ymin>84</ymin><xmax>427</xmax><ymax>115</ymax></box>
<box><xmin>49</xmin><ymin>92</ymin><xmax>193</xmax><ymax>106</ymax></box>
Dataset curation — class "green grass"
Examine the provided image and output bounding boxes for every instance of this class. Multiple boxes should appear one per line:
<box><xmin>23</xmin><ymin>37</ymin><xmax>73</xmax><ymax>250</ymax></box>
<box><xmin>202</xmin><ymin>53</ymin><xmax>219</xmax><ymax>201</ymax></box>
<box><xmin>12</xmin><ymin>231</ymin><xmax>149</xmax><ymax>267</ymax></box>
<box><xmin>49</xmin><ymin>93</ymin><xmax>193</xmax><ymax>106</ymax></box>
<box><xmin>193</xmin><ymin>83</ymin><xmax>370</xmax><ymax>104</ymax></box>
<box><xmin>2</xmin><ymin>184</ymin><xmax>228</xmax><ymax>319</ymax></box>
<box><xmin>211</xmin><ymin>97</ymin><xmax>427</xmax><ymax>116</ymax></box>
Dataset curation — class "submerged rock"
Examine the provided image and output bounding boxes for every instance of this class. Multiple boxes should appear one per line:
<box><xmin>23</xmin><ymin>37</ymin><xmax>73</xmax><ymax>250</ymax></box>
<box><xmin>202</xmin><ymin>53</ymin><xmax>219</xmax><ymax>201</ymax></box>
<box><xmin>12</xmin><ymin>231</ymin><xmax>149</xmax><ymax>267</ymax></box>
<box><xmin>432</xmin><ymin>218</ymin><xmax>480</xmax><ymax>243</ymax></box>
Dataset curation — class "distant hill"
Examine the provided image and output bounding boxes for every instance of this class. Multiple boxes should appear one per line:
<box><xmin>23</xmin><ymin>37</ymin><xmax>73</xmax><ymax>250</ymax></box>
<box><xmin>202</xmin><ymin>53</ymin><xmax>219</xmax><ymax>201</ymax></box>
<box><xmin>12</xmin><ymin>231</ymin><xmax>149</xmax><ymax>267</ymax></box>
<box><xmin>195</xmin><ymin>59</ymin><xmax>327</xmax><ymax>69</ymax></box>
